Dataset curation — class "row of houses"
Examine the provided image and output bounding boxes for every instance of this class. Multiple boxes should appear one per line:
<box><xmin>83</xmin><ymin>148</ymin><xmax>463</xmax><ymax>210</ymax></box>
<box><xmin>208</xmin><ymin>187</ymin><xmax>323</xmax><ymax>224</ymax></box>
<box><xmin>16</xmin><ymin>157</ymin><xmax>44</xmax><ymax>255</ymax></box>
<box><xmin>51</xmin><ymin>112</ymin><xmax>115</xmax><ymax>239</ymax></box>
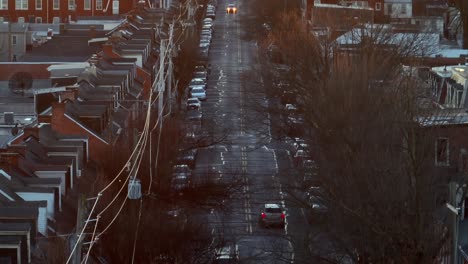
<box><xmin>0</xmin><ymin>0</ymin><xmax>200</xmax><ymax>262</ymax></box>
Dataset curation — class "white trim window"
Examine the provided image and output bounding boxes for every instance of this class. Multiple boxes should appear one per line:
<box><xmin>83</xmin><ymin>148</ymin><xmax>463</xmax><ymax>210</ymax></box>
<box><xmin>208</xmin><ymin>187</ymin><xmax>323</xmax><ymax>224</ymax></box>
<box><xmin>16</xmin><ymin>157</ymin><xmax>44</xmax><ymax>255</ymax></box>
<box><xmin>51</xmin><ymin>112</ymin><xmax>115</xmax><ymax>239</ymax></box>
<box><xmin>375</xmin><ymin>2</ymin><xmax>381</xmax><ymax>11</ymax></box>
<box><xmin>68</xmin><ymin>0</ymin><xmax>75</xmax><ymax>10</ymax></box>
<box><xmin>35</xmin><ymin>17</ymin><xmax>42</xmax><ymax>23</ymax></box>
<box><xmin>84</xmin><ymin>0</ymin><xmax>91</xmax><ymax>10</ymax></box>
<box><xmin>36</xmin><ymin>0</ymin><xmax>42</xmax><ymax>10</ymax></box>
<box><xmin>435</xmin><ymin>137</ymin><xmax>449</xmax><ymax>166</ymax></box>
<box><xmin>96</xmin><ymin>0</ymin><xmax>103</xmax><ymax>10</ymax></box>
<box><xmin>53</xmin><ymin>0</ymin><xmax>59</xmax><ymax>9</ymax></box>
<box><xmin>0</xmin><ymin>0</ymin><xmax>7</xmax><ymax>9</ymax></box>
<box><xmin>15</xmin><ymin>0</ymin><xmax>28</xmax><ymax>10</ymax></box>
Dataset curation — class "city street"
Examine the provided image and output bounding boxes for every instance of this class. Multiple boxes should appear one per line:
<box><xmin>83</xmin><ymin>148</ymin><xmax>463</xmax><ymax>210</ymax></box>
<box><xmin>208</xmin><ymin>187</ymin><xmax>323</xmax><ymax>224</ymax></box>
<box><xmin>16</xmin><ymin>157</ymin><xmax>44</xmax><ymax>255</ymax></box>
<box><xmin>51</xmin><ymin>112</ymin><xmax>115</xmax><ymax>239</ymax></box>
<box><xmin>193</xmin><ymin>0</ymin><xmax>311</xmax><ymax>262</ymax></box>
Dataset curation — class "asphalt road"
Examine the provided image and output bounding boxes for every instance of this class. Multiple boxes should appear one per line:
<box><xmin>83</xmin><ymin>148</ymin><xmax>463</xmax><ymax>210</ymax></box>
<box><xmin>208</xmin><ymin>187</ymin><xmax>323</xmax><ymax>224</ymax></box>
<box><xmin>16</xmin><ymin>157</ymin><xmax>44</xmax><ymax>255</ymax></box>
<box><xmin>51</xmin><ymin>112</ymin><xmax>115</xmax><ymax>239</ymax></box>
<box><xmin>193</xmin><ymin>1</ymin><xmax>312</xmax><ymax>263</ymax></box>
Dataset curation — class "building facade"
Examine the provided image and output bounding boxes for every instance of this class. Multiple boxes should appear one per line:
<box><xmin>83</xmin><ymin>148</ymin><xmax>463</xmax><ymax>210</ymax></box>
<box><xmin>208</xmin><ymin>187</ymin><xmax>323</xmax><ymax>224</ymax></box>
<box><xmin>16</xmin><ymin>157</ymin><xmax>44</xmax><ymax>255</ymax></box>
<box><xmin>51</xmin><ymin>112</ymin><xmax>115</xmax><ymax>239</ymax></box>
<box><xmin>0</xmin><ymin>0</ymin><xmax>135</xmax><ymax>23</ymax></box>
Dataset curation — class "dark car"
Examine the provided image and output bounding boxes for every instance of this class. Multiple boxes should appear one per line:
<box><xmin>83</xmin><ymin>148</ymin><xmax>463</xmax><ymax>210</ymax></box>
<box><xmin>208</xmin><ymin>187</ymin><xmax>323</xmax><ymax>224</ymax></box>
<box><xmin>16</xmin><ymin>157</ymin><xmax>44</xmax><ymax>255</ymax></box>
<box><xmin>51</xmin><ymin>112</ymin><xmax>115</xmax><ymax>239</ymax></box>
<box><xmin>177</xmin><ymin>149</ymin><xmax>198</xmax><ymax>169</ymax></box>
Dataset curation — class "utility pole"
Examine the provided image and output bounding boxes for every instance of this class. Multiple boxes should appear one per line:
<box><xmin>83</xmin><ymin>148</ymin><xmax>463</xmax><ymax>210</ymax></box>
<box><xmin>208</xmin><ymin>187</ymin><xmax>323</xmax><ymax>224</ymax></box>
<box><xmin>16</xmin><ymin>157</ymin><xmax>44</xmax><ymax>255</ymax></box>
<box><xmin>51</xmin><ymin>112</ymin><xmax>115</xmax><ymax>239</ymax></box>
<box><xmin>167</xmin><ymin>22</ymin><xmax>174</xmax><ymax>114</ymax></box>
<box><xmin>158</xmin><ymin>38</ymin><xmax>166</xmax><ymax>123</ymax></box>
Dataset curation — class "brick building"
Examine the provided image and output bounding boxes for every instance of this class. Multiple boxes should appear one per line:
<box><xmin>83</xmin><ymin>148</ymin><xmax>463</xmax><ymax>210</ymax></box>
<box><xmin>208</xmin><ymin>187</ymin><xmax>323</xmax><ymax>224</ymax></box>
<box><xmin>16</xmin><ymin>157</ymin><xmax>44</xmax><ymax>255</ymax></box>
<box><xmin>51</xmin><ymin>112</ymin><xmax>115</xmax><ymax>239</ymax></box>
<box><xmin>0</xmin><ymin>0</ymin><xmax>135</xmax><ymax>23</ymax></box>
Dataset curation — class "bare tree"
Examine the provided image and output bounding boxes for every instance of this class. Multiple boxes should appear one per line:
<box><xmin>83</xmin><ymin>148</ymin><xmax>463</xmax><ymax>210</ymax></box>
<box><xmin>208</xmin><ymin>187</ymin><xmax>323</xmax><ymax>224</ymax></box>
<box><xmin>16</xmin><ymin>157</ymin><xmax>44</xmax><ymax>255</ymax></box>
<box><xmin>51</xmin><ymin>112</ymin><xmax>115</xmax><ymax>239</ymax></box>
<box><xmin>251</xmin><ymin>11</ymin><xmax>453</xmax><ymax>263</ymax></box>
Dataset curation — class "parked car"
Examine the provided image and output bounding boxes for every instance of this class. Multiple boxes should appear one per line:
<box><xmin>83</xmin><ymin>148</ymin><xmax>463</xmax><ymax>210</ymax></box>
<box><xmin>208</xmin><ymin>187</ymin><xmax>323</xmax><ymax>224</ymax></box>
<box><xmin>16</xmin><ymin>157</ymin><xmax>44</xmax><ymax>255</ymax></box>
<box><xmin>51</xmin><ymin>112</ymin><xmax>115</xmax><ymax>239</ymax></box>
<box><xmin>171</xmin><ymin>175</ymin><xmax>190</xmax><ymax>192</ymax></box>
<box><xmin>186</xmin><ymin>97</ymin><xmax>201</xmax><ymax>110</ymax></box>
<box><xmin>171</xmin><ymin>165</ymin><xmax>192</xmax><ymax>192</ymax></box>
<box><xmin>193</xmin><ymin>71</ymin><xmax>208</xmax><ymax>82</ymax></box>
<box><xmin>206</xmin><ymin>11</ymin><xmax>216</xmax><ymax>19</ymax></box>
<box><xmin>202</xmin><ymin>24</ymin><xmax>214</xmax><ymax>34</ymax></box>
<box><xmin>212</xmin><ymin>243</ymin><xmax>239</xmax><ymax>263</ymax></box>
<box><xmin>191</xmin><ymin>87</ymin><xmax>207</xmax><ymax>101</ymax></box>
<box><xmin>226</xmin><ymin>4</ymin><xmax>237</xmax><ymax>14</ymax></box>
<box><xmin>259</xmin><ymin>203</ymin><xmax>285</xmax><ymax>228</ymax></box>
<box><xmin>176</xmin><ymin>148</ymin><xmax>198</xmax><ymax>169</ymax></box>
<box><xmin>172</xmin><ymin>164</ymin><xmax>192</xmax><ymax>177</ymax></box>
<box><xmin>189</xmin><ymin>78</ymin><xmax>207</xmax><ymax>90</ymax></box>
<box><xmin>187</xmin><ymin>109</ymin><xmax>202</xmax><ymax>122</ymax></box>
<box><xmin>293</xmin><ymin>149</ymin><xmax>311</xmax><ymax>167</ymax></box>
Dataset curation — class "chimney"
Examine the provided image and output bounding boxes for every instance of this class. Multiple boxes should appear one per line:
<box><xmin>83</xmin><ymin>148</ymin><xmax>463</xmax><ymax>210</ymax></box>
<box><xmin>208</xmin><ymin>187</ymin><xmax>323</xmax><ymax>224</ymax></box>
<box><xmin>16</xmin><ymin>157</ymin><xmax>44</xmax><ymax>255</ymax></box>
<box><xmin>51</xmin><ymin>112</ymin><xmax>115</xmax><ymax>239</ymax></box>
<box><xmin>52</xmin><ymin>102</ymin><xmax>67</xmax><ymax>117</ymax></box>
<box><xmin>89</xmin><ymin>25</ymin><xmax>96</xmax><ymax>39</ymax></box>
<box><xmin>59</xmin><ymin>86</ymin><xmax>79</xmax><ymax>102</ymax></box>
<box><xmin>102</xmin><ymin>43</ymin><xmax>114</xmax><ymax>57</ymax></box>
<box><xmin>23</xmin><ymin>126</ymin><xmax>40</xmax><ymax>140</ymax></box>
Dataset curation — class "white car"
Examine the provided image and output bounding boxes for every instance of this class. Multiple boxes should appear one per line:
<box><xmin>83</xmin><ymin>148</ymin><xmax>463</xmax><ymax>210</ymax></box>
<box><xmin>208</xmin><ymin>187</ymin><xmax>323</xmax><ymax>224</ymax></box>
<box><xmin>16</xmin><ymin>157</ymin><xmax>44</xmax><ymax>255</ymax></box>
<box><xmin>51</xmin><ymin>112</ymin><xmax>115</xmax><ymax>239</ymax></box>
<box><xmin>189</xmin><ymin>78</ymin><xmax>206</xmax><ymax>90</ymax></box>
<box><xmin>190</xmin><ymin>87</ymin><xmax>207</xmax><ymax>101</ymax></box>
<box><xmin>213</xmin><ymin>244</ymin><xmax>239</xmax><ymax>263</ymax></box>
<box><xmin>186</xmin><ymin>97</ymin><xmax>201</xmax><ymax>110</ymax></box>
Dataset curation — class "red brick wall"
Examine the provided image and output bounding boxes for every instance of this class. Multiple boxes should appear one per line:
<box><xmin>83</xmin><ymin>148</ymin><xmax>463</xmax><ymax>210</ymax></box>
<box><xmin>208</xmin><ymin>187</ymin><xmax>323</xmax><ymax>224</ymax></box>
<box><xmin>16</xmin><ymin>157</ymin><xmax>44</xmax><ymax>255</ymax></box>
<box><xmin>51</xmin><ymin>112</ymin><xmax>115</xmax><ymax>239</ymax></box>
<box><xmin>50</xmin><ymin>102</ymin><xmax>110</xmax><ymax>163</ymax></box>
<box><xmin>0</xmin><ymin>63</ymin><xmax>52</xmax><ymax>81</ymax></box>
<box><xmin>0</xmin><ymin>0</ymin><xmax>134</xmax><ymax>23</ymax></box>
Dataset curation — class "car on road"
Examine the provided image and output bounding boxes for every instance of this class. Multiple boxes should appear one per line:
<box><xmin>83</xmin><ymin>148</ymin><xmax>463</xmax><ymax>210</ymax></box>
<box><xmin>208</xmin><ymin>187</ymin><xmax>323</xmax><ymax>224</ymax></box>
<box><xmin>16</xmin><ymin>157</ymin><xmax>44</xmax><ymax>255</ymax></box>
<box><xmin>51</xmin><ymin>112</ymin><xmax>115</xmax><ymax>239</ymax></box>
<box><xmin>172</xmin><ymin>164</ymin><xmax>192</xmax><ymax>177</ymax></box>
<box><xmin>176</xmin><ymin>148</ymin><xmax>198</xmax><ymax>169</ymax></box>
<box><xmin>202</xmin><ymin>23</ymin><xmax>214</xmax><ymax>33</ymax></box>
<box><xmin>187</xmin><ymin>109</ymin><xmax>202</xmax><ymax>122</ymax></box>
<box><xmin>293</xmin><ymin>149</ymin><xmax>311</xmax><ymax>167</ymax></box>
<box><xmin>259</xmin><ymin>203</ymin><xmax>285</xmax><ymax>228</ymax></box>
<box><xmin>191</xmin><ymin>87</ymin><xmax>207</xmax><ymax>101</ymax></box>
<box><xmin>186</xmin><ymin>97</ymin><xmax>201</xmax><ymax>110</ymax></box>
<box><xmin>212</xmin><ymin>243</ymin><xmax>239</xmax><ymax>263</ymax></box>
<box><xmin>226</xmin><ymin>4</ymin><xmax>237</xmax><ymax>14</ymax></box>
<box><xmin>189</xmin><ymin>78</ymin><xmax>207</xmax><ymax>90</ymax></box>
<box><xmin>206</xmin><ymin>11</ymin><xmax>216</xmax><ymax>19</ymax></box>
<box><xmin>193</xmin><ymin>70</ymin><xmax>208</xmax><ymax>82</ymax></box>
<box><xmin>171</xmin><ymin>175</ymin><xmax>190</xmax><ymax>192</ymax></box>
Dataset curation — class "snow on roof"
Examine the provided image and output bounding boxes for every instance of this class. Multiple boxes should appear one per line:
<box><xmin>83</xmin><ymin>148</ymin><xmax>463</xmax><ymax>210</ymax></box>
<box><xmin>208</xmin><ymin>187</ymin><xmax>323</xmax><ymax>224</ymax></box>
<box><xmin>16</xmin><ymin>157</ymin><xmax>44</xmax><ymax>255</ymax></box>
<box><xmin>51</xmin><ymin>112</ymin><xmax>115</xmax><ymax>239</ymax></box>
<box><xmin>314</xmin><ymin>3</ymin><xmax>373</xmax><ymax>10</ymax></box>
<box><xmin>335</xmin><ymin>24</ymin><xmax>440</xmax><ymax>55</ymax></box>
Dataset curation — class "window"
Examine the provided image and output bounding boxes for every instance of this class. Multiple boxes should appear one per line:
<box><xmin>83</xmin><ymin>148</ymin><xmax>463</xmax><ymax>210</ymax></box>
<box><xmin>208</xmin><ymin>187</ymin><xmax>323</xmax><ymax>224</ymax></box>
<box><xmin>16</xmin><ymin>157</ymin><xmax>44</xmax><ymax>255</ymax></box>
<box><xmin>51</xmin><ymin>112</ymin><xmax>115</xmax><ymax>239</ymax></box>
<box><xmin>36</xmin><ymin>0</ymin><xmax>41</xmax><ymax>9</ymax></box>
<box><xmin>12</xmin><ymin>36</ymin><xmax>17</xmax><ymax>45</ymax></box>
<box><xmin>53</xmin><ymin>0</ymin><xmax>59</xmax><ymax>9</ymax></box>
<box><xmin>0</xmin><ymin>0</ymin><xmax>7</xmax><ymax>9</ymax></box>
<box><xmin>401</xmin><ymin>4</ymin><xmax>407</xmax><ymax>15</ymax></box>
<box><xmin>96</xmin><ymin>0</ymin><xmax>103</xmax><ymax>10</ymax></box>
<box><xmin>68</xmin><ymin>0</ymin><xmax>75</xmax><ymax>10</ymax></box>
<box><xmin>35</xmin><ymin>17</ymin><xmax>42</xmax><ymax>23</ymax></box>
<box><xmin>436</xmin><ymin>137</ymin><xmax>449</xmax><ymax>166</ymax></box>
<box><xmin>84</xmin><ymin>0</ymin><xmax>91</xmax><ymax>10</ymax></box>
<box><xmin>15</xmin><ymin>0</ymin><xmax>28</xmax><ymax>9</ymax></box>
<box><xmin>375</xmin><ymin>2</ymin><xmax>381</xmax><ymax>11</ymax></box>
<box><xmin>17</xmin><ymin>17</ymin><xmax>24</xmax><ymax>23</ymax></box>
<box><xmin>386</xmin><ymin>3</ymin><xmax>393</xmax><ymax>15</ymax></box>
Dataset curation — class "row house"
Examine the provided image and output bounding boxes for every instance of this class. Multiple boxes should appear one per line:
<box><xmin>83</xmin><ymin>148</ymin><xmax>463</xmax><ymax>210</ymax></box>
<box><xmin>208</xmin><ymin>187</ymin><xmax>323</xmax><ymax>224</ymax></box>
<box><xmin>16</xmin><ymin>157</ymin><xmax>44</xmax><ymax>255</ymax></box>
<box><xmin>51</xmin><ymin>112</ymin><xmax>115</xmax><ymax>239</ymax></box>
<box><xmin>419</xmin><ymin>110</ymin><xmax>468</xmax><ymax>263</ymax></box>
<box><xmin>0</xmin><ymin>2</ymin><xmax>183</xmax><ymax>262</ymax></box>
<box><xmin>302</xmin><ymin>0</ymin><xmax>448</xmax><ymax>37</ymax></box>
<box><xmin>428</xmin><ymin>65</ymin><xmax>468</xmax><ymax>109</ymax></box>
<box><xmin>0</xmin><ymin>0</ymin><xmax>134</xmax><ymax>23</ymax></box>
